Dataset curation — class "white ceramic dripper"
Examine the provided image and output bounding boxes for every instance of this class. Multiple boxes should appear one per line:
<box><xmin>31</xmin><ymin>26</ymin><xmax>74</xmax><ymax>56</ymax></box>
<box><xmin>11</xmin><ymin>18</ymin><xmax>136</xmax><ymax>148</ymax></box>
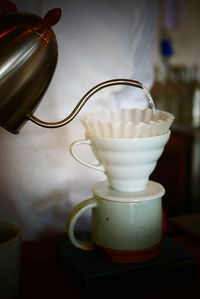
<box><xmin>70</xmin><ymin>131</ymin><xmax>170</xmax><ymax>192</ymax></box>
<box><xmin>70</xmin><ymin>83</ymin><xmax>174</xmax><ymax>192</ymax></box>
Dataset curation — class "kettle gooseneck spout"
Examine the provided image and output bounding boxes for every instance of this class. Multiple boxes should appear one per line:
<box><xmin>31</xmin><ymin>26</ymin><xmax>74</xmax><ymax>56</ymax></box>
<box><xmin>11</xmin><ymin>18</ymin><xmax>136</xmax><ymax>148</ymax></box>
<box><xmin>29</xmin><ymin>78</ymin><xmax>157</xmax><ymax>129</ymax></box>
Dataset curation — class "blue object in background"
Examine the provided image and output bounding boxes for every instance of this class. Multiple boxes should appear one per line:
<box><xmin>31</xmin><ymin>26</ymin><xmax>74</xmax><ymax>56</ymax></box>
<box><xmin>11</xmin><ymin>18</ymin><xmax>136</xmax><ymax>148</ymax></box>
<box><xmin>161</xmin><ymin>39</ymin><xmax>174</xmax><ymax>58</ymax></box>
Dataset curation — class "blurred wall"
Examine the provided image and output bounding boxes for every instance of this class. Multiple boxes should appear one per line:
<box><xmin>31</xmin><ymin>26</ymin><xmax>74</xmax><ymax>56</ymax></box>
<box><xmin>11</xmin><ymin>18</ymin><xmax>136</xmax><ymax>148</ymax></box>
<box><xmin>155</xmin><ymin>0</ymin><xmax>200</xmax><ymax>73</ymax></box>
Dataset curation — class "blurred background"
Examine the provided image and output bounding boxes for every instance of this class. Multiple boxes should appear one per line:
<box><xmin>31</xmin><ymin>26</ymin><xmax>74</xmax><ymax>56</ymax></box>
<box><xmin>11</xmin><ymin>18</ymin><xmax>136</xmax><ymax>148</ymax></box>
<box><xmin>0</xmin><ymin>0</ymin><xmax>200</xmax><ymax>239</ymax></box>
<box><xmin>151</xmin><ymin>0</ymin><xmax>200</xmax><ymax>225</ymax></box>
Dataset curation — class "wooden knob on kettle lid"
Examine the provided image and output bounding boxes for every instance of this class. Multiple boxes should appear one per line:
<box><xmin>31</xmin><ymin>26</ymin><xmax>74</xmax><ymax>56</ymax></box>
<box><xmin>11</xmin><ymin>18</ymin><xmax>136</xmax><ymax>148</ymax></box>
<box><xmin>43</xmin><ymin>8</ymin><xmax>62</xmax><ymax>27</ymax></box>
<box><xmin>0</xmin><ymin>0</ymin><xmax>17</xmax><ymax>14</ymax></box>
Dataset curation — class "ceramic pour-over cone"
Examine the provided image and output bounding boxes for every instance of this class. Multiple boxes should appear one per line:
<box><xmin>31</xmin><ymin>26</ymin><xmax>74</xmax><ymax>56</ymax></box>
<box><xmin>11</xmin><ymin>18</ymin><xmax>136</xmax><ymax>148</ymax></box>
<box><xmin>70</xmin><ymin>130</ymin><xmax>171</xmax><ymax>192</ymax></box>
<box><xmin>73</xmin><ymin>108</ymin><xmax>174</xmax><ymax>192</ymax></box>
<box><xmin>71</xmin><ymin>82</ymin><xmax>174</xmax><ymax>192</ymax></box>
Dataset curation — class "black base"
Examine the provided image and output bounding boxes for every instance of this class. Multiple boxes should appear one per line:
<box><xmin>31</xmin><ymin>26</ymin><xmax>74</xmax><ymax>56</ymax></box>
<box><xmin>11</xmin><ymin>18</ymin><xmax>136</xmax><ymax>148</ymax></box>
<box><xmin>56</xmin><ymin>234</ymin><xmax>196</xmax><ymax>295</ymax></box>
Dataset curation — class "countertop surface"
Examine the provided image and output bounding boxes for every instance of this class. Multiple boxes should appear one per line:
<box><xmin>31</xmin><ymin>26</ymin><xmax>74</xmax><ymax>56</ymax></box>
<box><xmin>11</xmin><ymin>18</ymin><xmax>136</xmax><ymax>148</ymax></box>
<box><xmin>17</xmin><ymin>217</ymin><xmax>200</xmax><ymax>299</ymax></box>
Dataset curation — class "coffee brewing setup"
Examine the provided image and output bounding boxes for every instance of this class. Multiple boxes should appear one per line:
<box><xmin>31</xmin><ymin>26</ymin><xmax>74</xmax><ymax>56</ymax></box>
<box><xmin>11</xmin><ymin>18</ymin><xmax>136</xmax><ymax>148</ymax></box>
<box><xmin>0</xmin><ymin>3</ymin><xmax>174</xmax><ymax>264</ymax></box>
<box><xmin>67</xmin><ymin>90</ymin><xmax>174</xmax><ymax>263</ymax></box>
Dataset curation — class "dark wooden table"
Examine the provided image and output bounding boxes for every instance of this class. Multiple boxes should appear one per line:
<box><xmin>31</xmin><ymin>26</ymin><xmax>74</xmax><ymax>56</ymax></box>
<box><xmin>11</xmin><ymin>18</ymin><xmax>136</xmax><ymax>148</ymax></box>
<box><xmin>18</xmin><ymin>221</ymin><xmax>200</xmax><ymax>299</ymax></box>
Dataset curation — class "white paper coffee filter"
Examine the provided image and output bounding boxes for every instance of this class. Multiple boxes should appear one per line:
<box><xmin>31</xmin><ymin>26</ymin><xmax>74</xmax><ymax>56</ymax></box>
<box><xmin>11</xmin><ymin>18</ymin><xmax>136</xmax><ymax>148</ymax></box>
<box><xmin>80</xmin><ymin>108</ymin><xmax>174</xmax><ymax>138</ymax></box>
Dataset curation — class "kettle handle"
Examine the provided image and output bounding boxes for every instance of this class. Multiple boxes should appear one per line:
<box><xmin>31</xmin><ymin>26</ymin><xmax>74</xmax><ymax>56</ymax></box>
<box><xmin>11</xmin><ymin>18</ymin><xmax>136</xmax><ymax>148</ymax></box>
<box><xmin>29</xmin><ymin>78</ymin><xmax>157</xmax><ymax>128</ymax></box>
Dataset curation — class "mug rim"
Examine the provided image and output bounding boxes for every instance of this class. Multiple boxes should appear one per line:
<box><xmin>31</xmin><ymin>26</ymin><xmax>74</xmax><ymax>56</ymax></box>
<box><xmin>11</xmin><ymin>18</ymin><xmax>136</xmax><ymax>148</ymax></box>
<box><xmin>86</xmin><ymin>130</ymin><xmax>170</xmax><ymax>141</ymax></box>
<box><xmin>0</xmin><ymin>221</ymin><xmax>22</xmax><ymax>247</ymax></box>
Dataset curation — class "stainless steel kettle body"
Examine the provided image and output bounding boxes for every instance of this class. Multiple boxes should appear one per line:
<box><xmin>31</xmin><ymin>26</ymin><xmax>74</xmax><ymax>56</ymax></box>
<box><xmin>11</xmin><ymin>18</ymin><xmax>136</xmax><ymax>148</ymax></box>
<box><xmin>0</xmin><ymin>9</ymin><xmax>59</xmax><ymax>133</ymax></box>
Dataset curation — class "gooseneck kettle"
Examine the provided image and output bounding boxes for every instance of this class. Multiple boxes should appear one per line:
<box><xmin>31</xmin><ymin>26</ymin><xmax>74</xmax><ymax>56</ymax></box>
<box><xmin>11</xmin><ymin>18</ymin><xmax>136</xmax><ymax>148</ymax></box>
<box><xmin>0</xmin><ymin>1</ymin><xmax>155</xmax><ymax>134</ymax></box>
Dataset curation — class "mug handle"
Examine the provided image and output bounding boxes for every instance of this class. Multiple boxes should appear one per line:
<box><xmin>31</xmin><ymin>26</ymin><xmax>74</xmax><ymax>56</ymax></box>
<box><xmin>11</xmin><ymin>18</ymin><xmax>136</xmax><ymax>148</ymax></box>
<box><xmin>69</xmin><ymin>139</ymin><xmax>104</xmax><ymax>172</ymax></box>
<box><xmin>66</xmin><ymin>198</ymin><xmax>97</xmax><ymax>250</ymax></box>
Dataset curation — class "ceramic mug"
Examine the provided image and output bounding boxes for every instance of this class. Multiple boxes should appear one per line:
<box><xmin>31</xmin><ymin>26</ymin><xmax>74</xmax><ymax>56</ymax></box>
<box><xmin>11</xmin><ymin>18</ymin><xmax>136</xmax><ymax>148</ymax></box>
<box><xmin>69</xmin><ymin>131</ymin><xmax>170</xmax><ymax>192</ymax></box>
<box><xmin>0</xmin><ymin>222</ymin><xmax>22</xmax><ymax>299</ymax></box>
<box><xmin>66</xmin><ymin>180</ymin><xmax>165</xmax><ymax>263</ymax></box>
